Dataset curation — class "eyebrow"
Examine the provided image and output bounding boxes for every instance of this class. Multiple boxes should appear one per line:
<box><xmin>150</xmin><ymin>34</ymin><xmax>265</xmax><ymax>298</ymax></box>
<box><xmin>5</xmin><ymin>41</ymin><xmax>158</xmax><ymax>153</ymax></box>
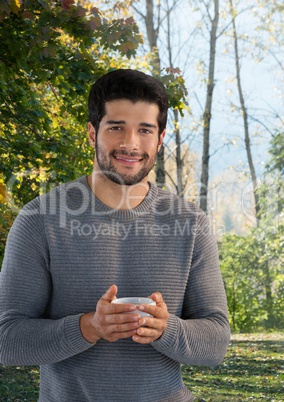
<box><xmin>140</xmin><ymin>122</ymin><xmax>157</xmax><ymax>129</ymax></box>
<box><xmin>105</xmin><ymin>120</ymin><xmax>157</xmax><ymax>129</ymax></box>
<box><xmin>106</xmin><ymin>120</ymin><xmax>126</xmax><ymax>125</ymax></box>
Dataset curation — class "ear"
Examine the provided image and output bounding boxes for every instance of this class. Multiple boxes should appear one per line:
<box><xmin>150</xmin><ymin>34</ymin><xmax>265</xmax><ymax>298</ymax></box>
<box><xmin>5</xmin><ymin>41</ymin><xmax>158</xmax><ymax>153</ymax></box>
<box><xmin>88</xmin><ymin>122</ymin><xmax>96</xmax><ymax>148</ymax></box>
<box><xmin>157</xmin><ymin>129</ymin><xmax>166</xmax><ymax>152</ymax></box>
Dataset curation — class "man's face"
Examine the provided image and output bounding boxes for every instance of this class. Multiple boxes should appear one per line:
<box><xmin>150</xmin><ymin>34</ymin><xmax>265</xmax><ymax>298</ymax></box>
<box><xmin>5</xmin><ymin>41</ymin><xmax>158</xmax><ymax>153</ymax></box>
<box><xmin>89</xmin><ymin>100</ymin><xmax>165</xmax><ymax>186</ymax></box>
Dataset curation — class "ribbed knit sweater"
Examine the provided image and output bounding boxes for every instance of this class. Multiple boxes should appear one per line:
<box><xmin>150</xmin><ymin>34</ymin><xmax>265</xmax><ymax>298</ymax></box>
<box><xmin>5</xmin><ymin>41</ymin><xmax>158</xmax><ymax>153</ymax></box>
<box><xmin>0</xmin><ymin>176</ymin><xmax>230</xmax><ymax>402</ymax></box>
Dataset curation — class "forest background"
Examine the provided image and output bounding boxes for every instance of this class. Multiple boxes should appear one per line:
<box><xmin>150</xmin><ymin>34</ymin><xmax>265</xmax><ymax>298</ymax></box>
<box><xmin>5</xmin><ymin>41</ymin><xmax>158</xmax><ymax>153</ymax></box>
<box><xmin>0</xmin><ymin>0</ymin><xmax>283</xmax><ymax>335</ymax></box>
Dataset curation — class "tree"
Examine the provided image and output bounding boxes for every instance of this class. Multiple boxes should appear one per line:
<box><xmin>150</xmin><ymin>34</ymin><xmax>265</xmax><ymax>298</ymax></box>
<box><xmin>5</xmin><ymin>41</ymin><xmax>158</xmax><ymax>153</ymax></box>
<box><xmin>220</xmin><ymin>224</ymin><xmax>283</xmax><ymax>331</ymax></box>
<box><xmin>266</xmin><ymin>132</ymin><xmax>284</xmax><ymax>176</ymax></box>
<box><xmin>143</xmin><ymin>0</ymin><xmax>165</xmax><ymax>187</ymax></box>
<box><xmin>220</xmin><ymin>233</ymin><xmax>265</xmax><ymax>332</ymax></box>
<box><xmin>164</xmin><ymin>0</ymin><xmax>183</xmax><ymax>195</ymax></box>
<box><xmin>257</xmin><ymin>132</ymin><xmax>284</xmax><ymax>326</ymax></box>
<box><xmin>198</xmin><ymin>0</ymin><xmax>219</xmax><ymax>213</ymax></box>
<box><xmin>220</xmin><ymin>132</ymin><xmax>284</xmax><ymax>331</ymax></box>
<box><xmin>229</xmin><ymin>0</ymin><xmax>261</xmax><ymax>223</ymax></box>
<box><xmin>0</xmin><ymin>0</ymin><xmax>143</xmax><ymax>206</ymax></box>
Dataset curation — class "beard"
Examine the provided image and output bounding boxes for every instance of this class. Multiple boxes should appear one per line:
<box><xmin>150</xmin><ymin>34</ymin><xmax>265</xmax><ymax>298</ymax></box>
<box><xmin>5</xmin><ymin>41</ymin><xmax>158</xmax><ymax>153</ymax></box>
<box><xmin>96</xmin><ymin>147</ymin><xmax>157</xmax><ymax>186</ymax></box>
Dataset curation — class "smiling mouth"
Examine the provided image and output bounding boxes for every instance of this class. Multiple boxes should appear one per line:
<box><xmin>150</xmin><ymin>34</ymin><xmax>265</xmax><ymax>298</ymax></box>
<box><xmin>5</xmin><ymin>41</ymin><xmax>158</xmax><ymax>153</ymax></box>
<box><xmin>112</xmin><ymin>151</ymin><xmax>146</xmax><ymax>165</ymax></box>
<box><xmin>114</xmin><ymin>155</ymin><xmax>143</xmax><ymax>163</ymax></box>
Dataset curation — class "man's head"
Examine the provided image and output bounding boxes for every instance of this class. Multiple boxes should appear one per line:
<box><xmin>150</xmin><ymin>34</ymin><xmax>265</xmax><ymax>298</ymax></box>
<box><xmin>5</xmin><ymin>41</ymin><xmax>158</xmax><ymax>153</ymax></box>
<box><xmin>88</xmin><ymin>69</ymin><xmax>168</xmax><ymax>136</ymax></box>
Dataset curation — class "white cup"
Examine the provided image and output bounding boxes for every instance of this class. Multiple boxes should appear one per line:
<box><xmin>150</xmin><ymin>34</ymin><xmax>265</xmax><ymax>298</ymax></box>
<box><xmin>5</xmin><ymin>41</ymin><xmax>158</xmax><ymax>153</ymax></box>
<box><xmin>111</xmin><ymin>297</ymin><xmax>156</xmax><ymax>318</ymax></box>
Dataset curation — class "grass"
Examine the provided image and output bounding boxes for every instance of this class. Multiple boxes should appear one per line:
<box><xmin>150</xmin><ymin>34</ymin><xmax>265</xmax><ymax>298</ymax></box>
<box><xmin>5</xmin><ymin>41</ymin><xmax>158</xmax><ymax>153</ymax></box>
<box><xmin>0</xmin><ymin>333</ymin><xmax>283</xmax><ymax>401</ymax></box>
<box><xmin>183</xmin><ymin>333</ymin><xmax>284</xmax><ymax>401</ymax></box>
<box><xmin>0</xmin><ymin>366</ymin><xmax>39</xmax><ymax>401</ymax></box>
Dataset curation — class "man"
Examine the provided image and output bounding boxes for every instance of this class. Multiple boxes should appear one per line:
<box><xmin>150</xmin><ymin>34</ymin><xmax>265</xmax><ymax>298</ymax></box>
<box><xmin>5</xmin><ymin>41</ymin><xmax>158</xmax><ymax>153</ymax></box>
<box><xmin>0</xmin><ymin>69</ymin><xmax>230</xmax><ymax>401</ymax></box>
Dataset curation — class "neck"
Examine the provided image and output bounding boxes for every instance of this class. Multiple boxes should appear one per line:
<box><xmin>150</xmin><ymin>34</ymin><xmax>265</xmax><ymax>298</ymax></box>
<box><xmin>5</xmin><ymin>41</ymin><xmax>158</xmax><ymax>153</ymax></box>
<box><xmin>87</xmin><ymin>170</ymin><xmax>150</xmax><ymax>210</ymax></box>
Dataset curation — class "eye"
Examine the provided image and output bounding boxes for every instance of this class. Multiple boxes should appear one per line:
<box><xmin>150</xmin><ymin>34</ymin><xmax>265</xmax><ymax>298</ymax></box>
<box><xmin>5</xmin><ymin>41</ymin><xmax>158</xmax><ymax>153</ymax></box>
<box><xmin>139</xmin><ymin>128</ymin><xmax>152</xmax><ymax>134</ymax></box>
<box><xmin>108</xmin><ymin>126</ymin><xmax>122</xmax><ymax>132</ymax></box>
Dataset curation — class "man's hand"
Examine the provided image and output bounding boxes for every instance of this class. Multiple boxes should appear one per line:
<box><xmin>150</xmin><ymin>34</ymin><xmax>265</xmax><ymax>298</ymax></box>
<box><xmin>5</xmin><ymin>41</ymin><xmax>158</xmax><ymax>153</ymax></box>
<box><xmin>80</xmin><ymin>285</ymin><xmax>141</xmax><ymax>343</ymax></box>
<box><xmin>132</xmin><ymin>292</ymin><xmax>169</xmax><ymax>344</ymax></box>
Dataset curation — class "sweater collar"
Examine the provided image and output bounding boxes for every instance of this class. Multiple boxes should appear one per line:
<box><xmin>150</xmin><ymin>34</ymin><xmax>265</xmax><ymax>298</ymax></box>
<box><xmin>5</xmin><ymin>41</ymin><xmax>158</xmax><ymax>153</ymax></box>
<box><xmin>64</xmin><ymin>176</ymin><xmax>159</xmax><ymax>221</ymax></box>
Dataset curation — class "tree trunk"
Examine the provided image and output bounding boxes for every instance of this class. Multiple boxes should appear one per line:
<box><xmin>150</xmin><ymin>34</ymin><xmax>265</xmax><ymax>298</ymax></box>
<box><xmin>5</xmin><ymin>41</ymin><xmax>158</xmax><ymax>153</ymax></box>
<box><xmin>262</xmin><ymin>251</ymin><xmax>275</xmax><ymax>328</ymax></box>
<box><xmin>166</xmin><ymin>2</ymin><xmax>183</xmax><ymax>195</ymax></box>
<box><xmin>230</xmin><ymin>0</ymin><xmax>261</xmax><ymax>223</ymax></box>
<box><xmin>145</xmin><ymin>0</ymin><xmax>165</xmax><ymax>187</ymax></box>
<box><xmin>156</xmin><ymin>145</ymin><xmax>166</xmax><ymax>186</ymax></box>
<box><xmin>264</xmin><ymin>278</ymin><xmax>274</xmax><ymax>327</ymax></box>
<box><xmin>199</xmin><ymin>0</ymin><xmax>219</xmax><ymax>213</ymax></box>
<box><xmin>173</xmin><ymin>109</ymin><xmax>183</xmax><ymax>195</ymax></box>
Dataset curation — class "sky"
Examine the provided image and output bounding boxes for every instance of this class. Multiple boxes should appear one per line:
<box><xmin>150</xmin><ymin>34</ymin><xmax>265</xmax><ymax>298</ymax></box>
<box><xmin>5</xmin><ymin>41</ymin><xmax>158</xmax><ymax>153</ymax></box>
<box><xmin>130</xmin><ymin>0</ymin><xmax>283</xmax><ymax>233</ymax></box>
<box><xmin>147</xmin><ymin>0</ymin><xmax>284</xmax><ymax>180</ymax></box>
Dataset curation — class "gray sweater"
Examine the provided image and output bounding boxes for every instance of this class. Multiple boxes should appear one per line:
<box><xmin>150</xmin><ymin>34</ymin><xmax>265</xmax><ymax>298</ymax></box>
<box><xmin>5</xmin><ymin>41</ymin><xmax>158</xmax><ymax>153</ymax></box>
<box><xmin>0</xmin><ymin>176</ymin><xmax>230</xmax><ymax>401</ymax></box>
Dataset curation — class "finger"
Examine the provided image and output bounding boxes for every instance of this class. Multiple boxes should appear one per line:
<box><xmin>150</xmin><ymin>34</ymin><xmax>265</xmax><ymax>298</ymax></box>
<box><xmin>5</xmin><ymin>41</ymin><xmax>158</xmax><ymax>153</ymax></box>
<box><xmin>112</xmin><ymin>304</ymin><xmax>137</xmax><ymax>314</ymax></box>
<box><xmin>107</xmin><ymin>328</ymin><xmax>139</xmax><ymax>342</ymax></box>
<box><xmin>104</xmin><ymin>321</ymin><xmax>142</xmax><ymax>342</ymax></box>
<box><xmin>105</xmin><ymin>312</ymin><xmax>140</xmax><ymax>325</ymax></box>
<box><xmin>132</xmin><ymin>327</ymin><xmax>160</xmax><ymax>344</ymax></box>
<box><xmin>147</xmin><ymin>293</ymin><xmax>167</xmax><ymax>311</ymax></box>
<box><xmin>132</xmin><ymin>336</ymin><xmax>152</xmax><ymax>344</ymax></box>
<box><xmin>101</xmin><ymin>284</ymin><xmax>118</xmax><ymax>303</ymax></box>
<box><xmin>137</xmin><ymin>304</ymin><xmax>167</xmax><ymax>319</ymax></box>
<box><xmin>109</xmin><ymin>320</ymin><xmax>140</xmax><ymax>334</ymax></box>
<box><xmin>149</xmin><ymin>292</ymin><xmax>164</xmax><ymax>304</ymax></box>
<box><xmin>97</xmin><ymin>303</ymin><xmax>137</xmax><ymax>321</ymax></box>
<box><xmin>136</xmin><ymin>326</ymin><xmax>156</xmax><ymax>337</ymax></box>
<box><xmin>138</xmin><ymin>316</ymin><xmax>165</xmax><ymax>332</ymax></box>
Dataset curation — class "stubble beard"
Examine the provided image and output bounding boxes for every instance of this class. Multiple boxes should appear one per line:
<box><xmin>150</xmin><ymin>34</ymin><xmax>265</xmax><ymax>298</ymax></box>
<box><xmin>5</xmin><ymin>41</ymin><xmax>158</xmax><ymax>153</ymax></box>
<box><xmin>96</xmin><ymin>146</ymin><xmax>158</xmax><ymax>186</ymax></box>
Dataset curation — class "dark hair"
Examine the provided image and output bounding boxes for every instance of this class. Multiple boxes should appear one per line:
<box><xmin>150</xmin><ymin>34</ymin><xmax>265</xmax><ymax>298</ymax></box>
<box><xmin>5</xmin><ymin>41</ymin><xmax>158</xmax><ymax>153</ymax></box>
<box><xmin>88</xmin><ymin>69</ymin><xmax>168</xmax><ymax>135</ymax></box>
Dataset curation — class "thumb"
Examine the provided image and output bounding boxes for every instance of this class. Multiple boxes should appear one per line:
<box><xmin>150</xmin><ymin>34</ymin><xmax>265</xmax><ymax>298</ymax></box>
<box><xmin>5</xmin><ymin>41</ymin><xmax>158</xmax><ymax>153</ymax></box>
<box><xmin>102</xmin><ymin>284</ymin><xmax>118</xmax><ymax>302</ymax></box>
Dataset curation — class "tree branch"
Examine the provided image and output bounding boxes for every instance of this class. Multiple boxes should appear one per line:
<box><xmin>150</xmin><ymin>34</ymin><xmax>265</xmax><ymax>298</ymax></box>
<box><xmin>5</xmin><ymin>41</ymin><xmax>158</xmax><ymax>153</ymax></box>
<box><xmin>200</xmin><ymin>0</ymin><xmax>212</xmax><ymax>23</ymax></box>
<box><xmin>164</xmin><ymin>170</ymin><xmax>178</xmax><ymax>193</ymax></box>
<box><xmin>217</xmin><ymin>5</ymin><xmax>255</xmax><ymax>39</ymax></box>
<box><xmin>248</xmin><ymin>115</ymin><xmax>274</xmax><ymax>136</ymax></box>
<box><xmin>131</xmin><ymin>4</ymin><xmax>146</xmax><ymax>21</ymax></box>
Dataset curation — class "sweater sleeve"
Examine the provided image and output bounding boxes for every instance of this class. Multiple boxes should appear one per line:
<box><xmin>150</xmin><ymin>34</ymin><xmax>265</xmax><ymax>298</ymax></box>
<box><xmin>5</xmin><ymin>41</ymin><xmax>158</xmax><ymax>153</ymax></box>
<box><xmin>151</xmin><ymin>211</ymin><xmax>230</xmax><ymax>367</ymax></box>
<box><xmin>0</xmin><ymin>199</ymin><xmax>93</xmax><ymax>366</ymax></box>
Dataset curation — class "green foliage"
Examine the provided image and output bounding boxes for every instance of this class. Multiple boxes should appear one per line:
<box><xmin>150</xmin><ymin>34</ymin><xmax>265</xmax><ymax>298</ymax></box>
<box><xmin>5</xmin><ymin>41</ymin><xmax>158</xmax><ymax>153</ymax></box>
<box><xmin>260</xmin><ymin>132</ymin><xmax>284</xmax><ymax>216</ymax></box>
<box><xmin>158</xmin><ymin>67</ymin><xmax>189</xmax><ymax>117</ymax></box>
<box><xmin>219</xmin><ymin>233</ymin><xmax>264</xmax><ymax>332</ymax></box>
<box><xmin>0</xmin><ymin>0</ymin><xmax>142</xmax><ymax>128</ymax></box>
<box><xmin>0</xmin><ymin>0</ymin><xmax>143</xmax><ymax>205</ymax></box>
<box><xmin>220</xmin><ymin>225</ymin><xmax>284</xmax><ymax>332</ymax></box>
<box><xmin>0</xmin><ymin>182</ymin><xmax>17</xmax><ymax>267</ymax></box>
<box><xmin>0</xmin><ymin>0</ymin><xmax>188</xmax><ymax>208</ymax></box>
<box><xmin>219</xmin><ymin>130</ymin><xmax>284</xmax><ymax>332</ymax></box>
<box><xmin>266</xmin><ymin>132</ymin><xmax>284</xmax><ymax>175</ymax></box>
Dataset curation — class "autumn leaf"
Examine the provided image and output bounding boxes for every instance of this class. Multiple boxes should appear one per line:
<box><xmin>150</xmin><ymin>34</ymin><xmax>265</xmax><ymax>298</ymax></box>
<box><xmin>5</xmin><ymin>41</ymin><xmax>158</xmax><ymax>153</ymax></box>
<box><xmin>90</xmin><ymin>7</ymin><xmax>99</xmax><ymax>15</ymax></box>
<box><xmin>88</xmin><ymin>17</ymin><xmax>101</xmax><ymax>31</ymax></box>
<box><xmin>61</xmin><ymin>0</ymin><xmax>75</xmax><ymax>11</ymax></box>
<box><xmin>124</xmin><ymin>17</ymin><xmax>135</xmax><ymax>25</ymax></box>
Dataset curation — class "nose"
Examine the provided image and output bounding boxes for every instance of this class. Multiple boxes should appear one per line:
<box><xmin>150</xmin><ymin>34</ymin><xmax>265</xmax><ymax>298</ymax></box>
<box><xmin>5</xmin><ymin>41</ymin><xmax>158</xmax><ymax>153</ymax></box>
<box><xmin>119</xmin><ymin>129</ymin><xmax>139</xmax><ymax>151</ymax></box>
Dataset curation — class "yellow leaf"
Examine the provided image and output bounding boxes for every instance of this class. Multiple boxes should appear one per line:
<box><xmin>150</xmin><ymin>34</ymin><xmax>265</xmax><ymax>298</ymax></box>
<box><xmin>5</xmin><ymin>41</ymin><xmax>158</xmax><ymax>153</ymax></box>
<box><xmin>0</xmin><ymin>183</ymin><xmax>6</xmax><ymax>203</ymax></box>
<box><xmin>31</xmin><ymin>183</ymin><xmax>37</xmax><ymax>192</ymax></box>
<box><xmin>10</xmin><ymin>0</ymin><xmax>21</xmax><ymax>15</ymax></box>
